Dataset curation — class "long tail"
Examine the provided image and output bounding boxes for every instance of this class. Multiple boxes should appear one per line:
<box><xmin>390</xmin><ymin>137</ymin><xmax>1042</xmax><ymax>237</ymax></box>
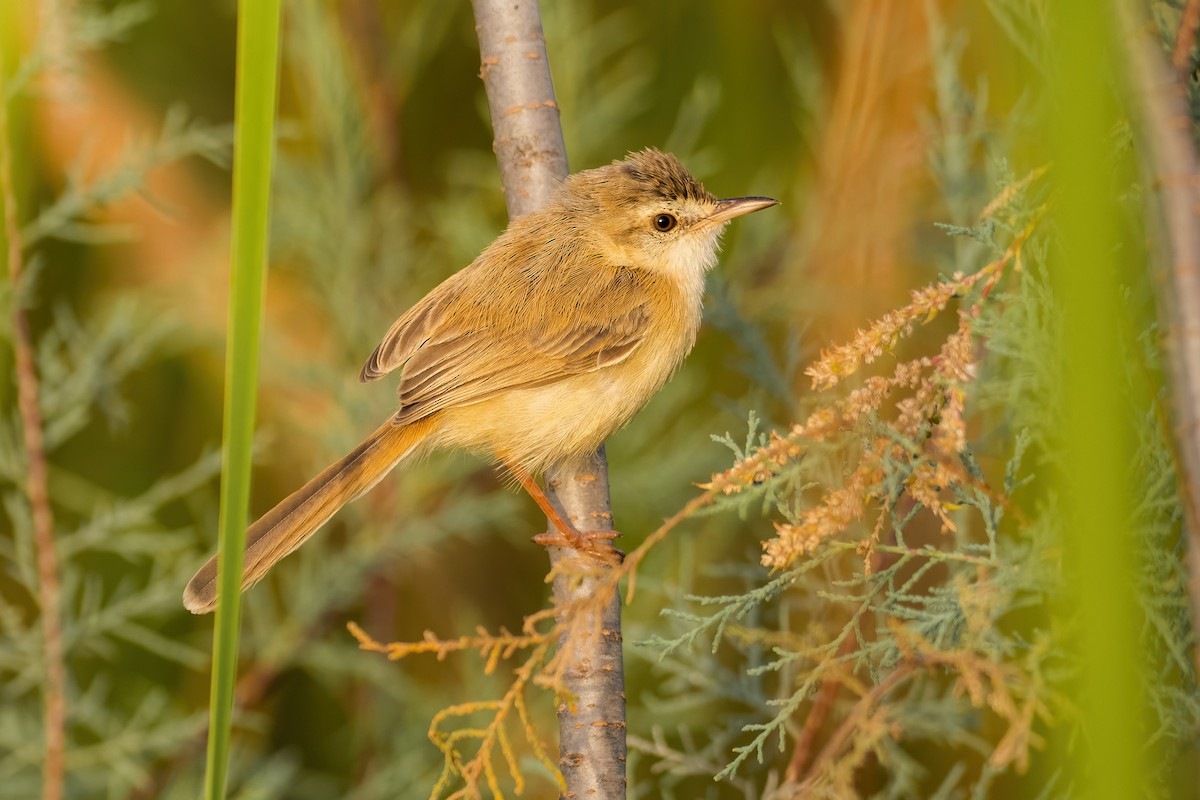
<box><xmin>183</xmin><ymin>417</ymin><xmax>435</xmax><ymax>614</ymax></box>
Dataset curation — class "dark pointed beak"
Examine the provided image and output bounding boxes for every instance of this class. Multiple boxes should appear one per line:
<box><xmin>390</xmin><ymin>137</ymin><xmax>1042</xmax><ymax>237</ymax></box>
<box><xmin>705</xmin><ymin>196</ymin><xmax>779</xmax><ymax>226</ymax></box>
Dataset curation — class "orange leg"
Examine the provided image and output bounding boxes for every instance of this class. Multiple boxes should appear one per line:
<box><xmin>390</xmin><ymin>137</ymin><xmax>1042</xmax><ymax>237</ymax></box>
<box><xmin>506</xmin><ymin>462</ymin><xmax>619</xmax><ymax>560</ymax></box>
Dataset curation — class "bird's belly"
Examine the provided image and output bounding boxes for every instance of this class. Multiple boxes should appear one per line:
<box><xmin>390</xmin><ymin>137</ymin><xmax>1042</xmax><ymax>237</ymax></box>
<box><xmin>432</xmin><ymin>346</ymin><xmax>684</xmax><ymax>474</ymax></box>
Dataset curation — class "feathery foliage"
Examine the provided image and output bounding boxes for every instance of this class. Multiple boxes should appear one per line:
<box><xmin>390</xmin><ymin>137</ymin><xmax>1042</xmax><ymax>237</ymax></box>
<box><xmin>3</xmin><ymin>2</ymin><xmax>1198</xmax><ymax>798</ymax></box>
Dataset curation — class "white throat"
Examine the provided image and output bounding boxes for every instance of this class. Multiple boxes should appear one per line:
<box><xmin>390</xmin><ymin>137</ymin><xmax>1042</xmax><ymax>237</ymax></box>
<box><xmin>666</xmin><ymin>226</ymin><xmax>725</xmax><ymax>304</ymax></box>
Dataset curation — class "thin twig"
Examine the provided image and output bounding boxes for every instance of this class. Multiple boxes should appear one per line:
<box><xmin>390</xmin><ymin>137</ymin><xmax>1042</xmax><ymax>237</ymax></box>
<box><xmin>796</xmin><ymin>662</ymin><xmax>917</xmax><ymax>791</ymax></box>
<box><xmin>132</xmin><ymin>593</ymin><xmax>362</xmax><ymax>800</ymax></box>
<box><xmin>469</xmin><ymin>1</ymin><xmax>625</xmax><ymax>797</ymax></box>
<box><xmin>129</xmin><ymin>657</ymin><xmax>283</xmax><ymax>800</ymax></box>
<box><xmin>338</xmin><ymin>0</ymin><xmax>405</xmax><ymax>184</ymax></box>
<box><xmin>785</xmin><ymin>632</ymin><xmax>858</xmax><ymax>782</ymax></box>
<box><xmin>784</xmin><ymin>514</ymin><xmax>908</xmax><ymax>783</ymax></box>
<box><xmin>1174</xmin><ymin>0</ymin><xmax>1200</xmax><ymax>70</ymax></box>
<box><xmin>1</xmin><ymin>72</ymin><xmax>66</xmax><ymax>800</ymax></box>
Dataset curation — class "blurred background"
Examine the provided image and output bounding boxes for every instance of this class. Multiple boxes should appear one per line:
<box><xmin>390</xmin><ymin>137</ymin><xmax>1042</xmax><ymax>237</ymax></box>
<box><xmin>2</xmin><ymin>1</ymin><xmax>1196</xmax><ymax>798</ymax></box>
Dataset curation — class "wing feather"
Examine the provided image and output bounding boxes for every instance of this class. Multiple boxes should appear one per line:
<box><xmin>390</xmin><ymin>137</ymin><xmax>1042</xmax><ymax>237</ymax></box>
<box><xmin>359</xmin><ymin>290</ymin><xmax>456</xmax><ymax>382</ymax></box>
<box><xmin>392</xmin><ymin>302</ymin><xmax>650</xmax><ymax>425</ymax></box>
<box><xmin>358</xmin><ymin>249</ymin><xmax>660</xmax><ymax>425</ymax></box>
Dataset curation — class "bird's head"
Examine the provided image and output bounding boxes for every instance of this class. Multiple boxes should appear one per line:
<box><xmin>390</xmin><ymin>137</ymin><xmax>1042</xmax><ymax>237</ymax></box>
<box><xmin>557</xmin><ymin>148</ymin><xmax>777</xmax><ymax>280</ymax></box>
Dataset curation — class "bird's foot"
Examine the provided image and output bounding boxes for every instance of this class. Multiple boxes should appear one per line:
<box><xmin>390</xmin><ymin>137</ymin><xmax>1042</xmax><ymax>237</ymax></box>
<box><xmin>533</xmin><ymin>527</ymin><xmax>624</xmax><ymax>563</ymax></box>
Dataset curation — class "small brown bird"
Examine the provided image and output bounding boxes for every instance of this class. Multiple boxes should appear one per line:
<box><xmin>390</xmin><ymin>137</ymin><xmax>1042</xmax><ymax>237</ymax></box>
<box><xmin>184</xmin><ymin>148</ymin><xmax>776</xmax><ymax>614</ymax></box>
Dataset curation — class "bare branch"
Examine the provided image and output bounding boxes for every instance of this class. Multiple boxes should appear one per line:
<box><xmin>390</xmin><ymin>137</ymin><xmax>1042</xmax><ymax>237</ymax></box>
<box><xmin>470</xmin><ymin>0</ymin><xmax>567</xmax><ymax>217</ymax></box>
<box><xmin>546</xmin><ymin>449</ymin><xmax>626</xmax><ymax>799</ymax></box>
<box><xmin>470</xmin><ymin>1</ymin><xmax>626</xmax><ymax>796</ymax></box>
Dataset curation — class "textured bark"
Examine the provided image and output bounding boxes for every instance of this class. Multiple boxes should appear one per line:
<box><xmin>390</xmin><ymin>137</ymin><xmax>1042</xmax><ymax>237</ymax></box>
<box><xmin>1117</xmin><ymin>0</ymin><xmax>1200</xmax><ymax>688</ymax></box>
<box><xmin>546</xmin><ymin>448</ymin><xmax>627</xmax><ymax>798</ymax></box>
<box><xmin>470</xmin><ymin>0</ymin><xmax>568</xmax><ymax>217</ymax></box>
<box><xmin>470</xmin><ymin>1</ymin><xmax>626</xmax><ymax>797</ymax></box>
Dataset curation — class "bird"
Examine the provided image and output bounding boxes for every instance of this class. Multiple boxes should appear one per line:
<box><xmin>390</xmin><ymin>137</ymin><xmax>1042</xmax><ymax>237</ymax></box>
<box><xmin>184</xmin><ymin>148</ymin><xmax>777</xmax><ymax>614</ymax></box>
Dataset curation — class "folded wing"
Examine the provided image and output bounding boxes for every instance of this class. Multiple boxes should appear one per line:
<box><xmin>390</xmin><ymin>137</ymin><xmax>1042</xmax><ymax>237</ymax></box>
<box><xmin>359</xmin><ymin>261</ymin><xmax>657</xmax><ymax>426</ymax></box>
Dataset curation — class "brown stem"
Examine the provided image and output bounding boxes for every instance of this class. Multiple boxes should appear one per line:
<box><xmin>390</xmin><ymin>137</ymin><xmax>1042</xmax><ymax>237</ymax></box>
<box><xmin>785</xmin><ymin>632</ymin><xmax>858</xmax><ymax>782</ymax></box>
<box><xmin>785</xmin><ymin>515</ymin><xmax>904</xmax><ymax>783</ymax></box>
<box><xmin>129</xmin><ymin>660</ymin><xmax>281</xmax><ymax>800</ymax></box>
<box><xmin>1116</xmin><ymin>0</ymin><xmax>1200</xmax><ymax>694</ymax></box>
<box><xmin>1174</xmin><ymin>0</ymin><xmax>1200</xmax><ymax>70</ymax></box>
<box><xmin>1</xmin><ymin>80</ymin><xmax>66</xmax><ymax>800</ymax></box>
<box><xmin>469</xmin><ymin>2</ymin><xmax>625</xmax><ymax>796</ymax></box>
<box><xmin>337</xmin><ymin>0</ymin><xmax>405</xmax><ymax>184</ymax></box>
<box><xmin>133</xmin><ymin>593</ymin><xmax>367</xmax><ymax>800</ymax></box>
<box><xmin>796</xmin><ymin>663</ymin><xmax>917</xmax><ymax>791</ymax></box>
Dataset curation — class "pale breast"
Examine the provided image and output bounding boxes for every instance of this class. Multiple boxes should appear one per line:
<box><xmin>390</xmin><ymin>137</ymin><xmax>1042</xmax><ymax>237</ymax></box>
<box><xmin>430</xmin><ymin>282</ymin><xmax>702</xmax><ymax>473</ymax></box>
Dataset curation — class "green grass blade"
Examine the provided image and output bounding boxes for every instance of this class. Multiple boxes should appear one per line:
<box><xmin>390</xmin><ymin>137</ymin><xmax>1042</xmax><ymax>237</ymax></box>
<box><xmin>1051</xmin><ymin>3</ymin><xmax>1143</xmax><ymax>797</ymax></box>
<box><xmin>203</xmin><ymin>1</ymin><xmax>282</xmax><ymax>798</ymax></box>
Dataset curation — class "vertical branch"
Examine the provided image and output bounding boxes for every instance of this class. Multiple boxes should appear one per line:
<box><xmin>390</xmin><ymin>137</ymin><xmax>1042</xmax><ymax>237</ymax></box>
<box><xmin>469</xmin><ymin>0</ymin><xmax>567</xmax><ymax>216</ymax></box>
<box><xmin>546</xmin><ymin>448</ymin><xmax>625</xmax><ymax>797</ymax></box>
<box><xmin>469</xmin><ymin>1</ymin><xmax>626</xmax><ymax>797</ymax></box>
<box><xmin>1117</xmin><ymin>0</ymin><xmax>1200</xmax><ymax>688</ymax></box>
<box><xmin>0</xmin><ymin>61</ymin><xmax>66</xmax><ymax>800</ymax></box>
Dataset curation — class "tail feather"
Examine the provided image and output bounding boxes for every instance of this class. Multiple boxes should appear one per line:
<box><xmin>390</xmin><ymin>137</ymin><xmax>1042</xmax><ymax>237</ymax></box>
<box><xmin>183</xmin><ymin>417</ymin><xmax>434</xmax><ymax>614</ymax></box>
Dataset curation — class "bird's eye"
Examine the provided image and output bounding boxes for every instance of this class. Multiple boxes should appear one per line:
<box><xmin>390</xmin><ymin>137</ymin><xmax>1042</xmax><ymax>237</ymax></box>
<box><xmin>652</xmin><ymin>213</ymin><xmax>678</xmax><ymax>232</ymax></box>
